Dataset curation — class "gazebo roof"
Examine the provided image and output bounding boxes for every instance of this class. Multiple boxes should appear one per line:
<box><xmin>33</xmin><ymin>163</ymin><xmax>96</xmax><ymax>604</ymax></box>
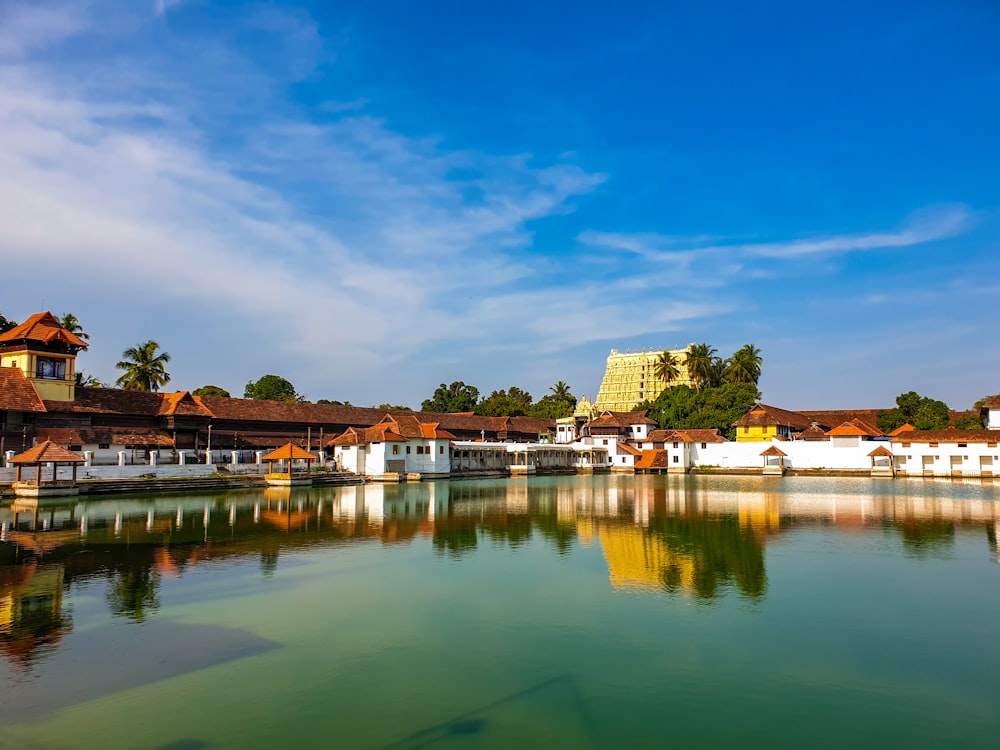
<box><xmin>760</xmin><ymin>445</ymin><xmax>787</xmax><ymax>457</ymax></box>
<box><xmin>9</xmin><ymin>441</ymin><xmax>85</xmax><ymax>464</ymax></box>
<box><xmin>261</xmin><ymin>442</ymin><xmax>317</xmax><ymax>461</ymax></box>
<box><xmin>867</xmin><ymin>445</ymin><xmax>894</xmax><ymax>457</ymax></box>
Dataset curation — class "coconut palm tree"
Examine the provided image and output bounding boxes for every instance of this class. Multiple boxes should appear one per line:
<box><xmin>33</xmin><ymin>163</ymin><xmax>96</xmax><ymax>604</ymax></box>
<box><xmin>653</xmin><ymin>351</ymin><xmax>679</xmax><ymax>386</ymax></box>
<box><xmin>59</xmin><ymin>312</ymin><xmax>89</xmax><ymax>341</ymax></box>
<box><xmin>685</xmin><ymin>343</ymin><xmax>718</xmax><ymax>389</ymax></box>
<box><xmin>725</xmin><ymin>344</ymin><xmax>763</xmax><ymax>385</ymax></box>
<box><xmin>550</xmin><ymin>381</ymin><xmax>572</xmax><ymax>399</ymax></box>
<box><xmin>115</xmin><ymin>340</ymin><xmax>171</xmax><ymax>391</ymax></box>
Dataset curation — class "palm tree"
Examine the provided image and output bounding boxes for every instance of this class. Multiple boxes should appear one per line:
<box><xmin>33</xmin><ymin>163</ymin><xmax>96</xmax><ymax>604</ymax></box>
<box><xmin>550</xmin><ymin>381</ymin><xmax>572</xmax><ymax>399</ymax></box>
<box><xmin>653</xmin><ymin>351</ymin><xmax>679</xmax><ymax>386</ymax></box>
<box><xmin>725</xmin><ymin>344</ymin><xmax>763</xmax><ymax>385</ymax></box>
<box><xmin>59</xmin><ymin>313</ymin><xmax>89</xmax><ymax>340</ymax></box>
<box><xmin>685</xmin><ymin>343</ymin><xmax>718</xmax><ymax>389</ymax></box>
<box><xmin>115</xmin><ymin>340</ymin><xmax>171</xmax><ymax>391</ymax></box>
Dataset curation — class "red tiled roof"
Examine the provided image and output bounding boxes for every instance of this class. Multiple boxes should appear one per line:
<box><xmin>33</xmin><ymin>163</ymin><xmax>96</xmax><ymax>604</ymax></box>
<box><xmin>826</xmin><ymin>418</ymin><xmax>884</xmax><ymax>438</ymax></box>
<box><xmin>0</xmin><ymin>312</ymin><xmax>88</xmax><ymax>349</ymax></box>
<box><xmin>868</xmin><ymin>445</ymin><xmax>894</xmax><ymax>457</ymax></box>
<box><xmin>795</xmin><ymin>424</ymin><xmax>829</xmax><ymax>441</ymax></box>
<box><xmin>887</xmin><ymin>423</ymin><xmax>915</xmax><ymax>437</ymax></box>
<box><xmin>591</xmin><ymin>410</ymin><xmax>657</xmax><ymax>427</ymax></box>
<box><xmin>262</xmin><ymin>443</ymin><xmax>317</xmax><ymax>461</ymax></box>
<box><xmin>10</xmin><ymin>440</ymin><xmax>85</xmax><ymax>464</ymax></box>
<box><xmin>35</xmin><ymin>427</ymin><xmax>173</xmax><ymax>447</ymax></box>
<box><xmin>981</xmin><ymin>395</ymin><xmax>1000</xmax><ymax>409</ymax></box>
<box><xmin>51</xmin><ymin>387</ymin><xmax>168</xmax><ymax>416</ymax></box>
<box><xmin>158</xmin><ymin>391</ymin><xmax>214</xmax><ymax>417</ymax></box>
<box><xmin>0</xmin><ymin>367</ymin><xmax>46</xmax><ymax>412</ymax></box>
<box><xmin>617</xmin><ymin>443</ymin><xmax>642</xmax><ymax>456</ymax></box>
<box><xmin>890</xmin><ymin>429</ymin><xmax>1000</xmax><ymax>444</ymax></box>
<box><xmin>677</xmin><ymin>428</ymin><xmax>726</xmax><ymax>443</ymax></box>
<box><xmin>760</xmin><ymin>445</ymin><xmax>787</xmax><ymax>456</ymax></box>
<box><xmin>635</xmin><ymin>449</ymin><xmax>671</xmax><ymax>469</ymax></box>
<box><xmin>798</xmin><ymin>409</ymin><xmax>883</xmax><ymax>428</ymax></box>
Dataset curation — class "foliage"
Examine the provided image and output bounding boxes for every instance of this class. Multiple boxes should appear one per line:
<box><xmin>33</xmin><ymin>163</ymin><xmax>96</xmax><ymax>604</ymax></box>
<box><xmin>58</xmin><ymin>312</ymin><xmax>89</xmax><ymax>341</ymax></box>
<box><xmin>877</xmin><ymin>391</ymin><xmax>951</xmax><ymax>432</ymax></box>
<box><xmin>641</xmin><ymin>382</ymin><xmax>761</xmax><ymax>440</ymax></box>
<box><xmin>421</xmin><ymin>381</ymin><xmax>480</xmax><ymax>413</ymax></box>
<box><xmin>115</xmin><ymin>340</ymin><xmax>171</xmax><ymax>392</ymax></box>
<box><xmin>530</xmin><ymin>393</ymin><xmax>577</xmax><ymax>419</ymax></box>
<box><xmin>193</xmin><ymin>385</ymin><xmax>230</xmax><ymax>398</ymax></box>
<box><xmin>476</xmin><ymin>386</ymin><xmax>534</xmax><ymax>416</ymax></box>
<box><xmin>0</xmin><ymin>310</ymin><xmax>17</xmax><ymax>333</ymax></box>
<box><xmin>317</xmin><ymin>399</ymin><xmax>353</xmax><ymax>406</ymax></box>
<box><xmin>75</xmin><ymin>371</ymin><xmax>106</xmax><ymax>388</ymax></box>
<box><xmin>952</xmin><ymin>415</ymin><xmax>983</xmax><ymax>430</ymax></box>
<box><xmin>376</xmin><ymin>403</ymin><xmax>410</xmax><ymax>410</ymax></box>
<box><xmin>653</xmin><ymin>351</ymin><xmax>680</xmax><ymax>385</ymax></box>
<box><xmin>684</xmin><ymin>343</ymin><xmax>719</xmax><ymax>389</ymax></box>
<box><xmin>973</xmin><ymin>393</ymin><xmax>1000</xmax><ymax>410</ymax></box>
<box><xmin>244</xmin><ymin>375</ymin><xmax>299</xmax><ymax>402</ymax></box>
<box><xmin>725</xmin><ymin>344</ymin><xmax>762</xmax><ymax>385</ymax></box>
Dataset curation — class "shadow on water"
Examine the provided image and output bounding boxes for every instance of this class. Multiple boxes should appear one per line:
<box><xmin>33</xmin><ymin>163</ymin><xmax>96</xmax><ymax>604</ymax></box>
<box><xmin>380</xmin><ymin>675</ymin><xmax>602</xmax><ymax>749</ymax></box>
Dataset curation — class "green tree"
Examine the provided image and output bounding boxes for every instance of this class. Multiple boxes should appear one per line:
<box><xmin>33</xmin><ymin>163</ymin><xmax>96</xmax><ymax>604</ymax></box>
<box><xmin>877</xmin><ymin>391</ymin><xmax>951</xmax><ymax>432</ymax></box>
<box><xmin>193</xmin><ymin>385</ymin><xmax>231</xmax><ymax>398</ymax></box>
<box><xmin>653</xmin><ymin>352</ymin><xmax>679</xmax><ymax>387</ymax></box>
<box><xmin>376</xmin><ymin>403</ymin><xmax>410</xmax><ymax>410</ymax></box>
<box><xmin>641</xmin><ymin>382</ymin><xmax>760</xmax><ymax>440</ymax></box>
<box><xmin>476</xmin><ymin>387</ymin><xmax>534</xmax><ymax>417</ymax></box>
<box><xmin>685</xmin><ymin>343</ymin><xmax>718</xmax><ymax>389</ymax></box>
<box><xmin>58</xmin><ymin>312</ymin><xmax>89</xmax><ymax>341</ymax></box>
<box><xmin>421</xmin><ymin>381</ymin><xmax>480</xmax><ymax>413</ymax></box>
<box><xmin>317</xmin><ymin>399</ymin><xmax>352</xmax><ymax>406</ymax></box>
<box><xmin>725</xmin><ymin>344</ymin><xmax>762</xmax><ymax>385</ymax></box>
<box><xmin>75</xmin><ymin>371</ymin><xmax>106</xmax><ymax>388</ymax></box>
<box><xmin>244</xmin><ymin>375</ymin><xmax>299</xmax><ymax>402</ymax></box>
<box><xmin>115</xmin><ymin>340</ymin><xmax>171</xmax><ymax>392</ymax></box>
<box><xmin>0</xmin><ymin>310</ymin><xmax>17</xmax><ymax>333</ymax></box>
<box><xmin>550</xmin><ymin>381</ymin><xmax>572</xmax><ymax>400</ymax></box>
<box><xmin>952</xmin><ymin>415</ymin><xmax>983</xmax><ymax>429</ymax></box>
<box><xmin>973</xmin><ymin>393</ymin><xmax>1000</xmax><ymax>410</ymax></box>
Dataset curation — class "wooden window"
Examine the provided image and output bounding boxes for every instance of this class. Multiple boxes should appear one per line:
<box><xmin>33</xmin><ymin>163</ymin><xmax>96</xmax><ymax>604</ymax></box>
<box><xmin>929</xmin><ymin>442</ymin><xmax>938</xmax><ymax>448</ymax></box>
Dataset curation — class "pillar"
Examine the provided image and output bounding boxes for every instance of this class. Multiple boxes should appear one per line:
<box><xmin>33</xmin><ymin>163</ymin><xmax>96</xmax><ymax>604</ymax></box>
<box><xmin>178</xmin><ymin>450</ymin><xmax>187</xmax><ymax>465</ymax></box>
<box><xmin>149</xmin><ymin>451</ymin><xmax>158</xmax><ymax>467</ymax></box>
<box><xmin>256</xmin><ymin>450</ymin><xmax>265</xmax><ymax>465</ymax></box>
<box><xmin>231</xmin><ymin>450</ymin><xmax>239</xmax><ymax>465</ymax></box>
<box><xmin>205</xmin><ymin>450</ymin><xmax>213</xmax><ymax>465</ymax></box>
<box><xmin>84</xmin><ymin>450</ymin><xmax>93</xmax><ymax>467</ymax></box>
<box><xmin>117</xmin><ymin>451</ymin><xmax>126</xmax><ymax>467</ymax></box>
<box><xmin>4</xmin><ymin>450</ymin><xmax>14</xmax><ymax>467</ymax></box>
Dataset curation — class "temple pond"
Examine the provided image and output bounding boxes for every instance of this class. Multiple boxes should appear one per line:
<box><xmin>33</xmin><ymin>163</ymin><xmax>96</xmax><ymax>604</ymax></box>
<box><xmin>2</xmin><ymin>474</ymin><xmax>1000</xmax><ymax>749</ymax></box>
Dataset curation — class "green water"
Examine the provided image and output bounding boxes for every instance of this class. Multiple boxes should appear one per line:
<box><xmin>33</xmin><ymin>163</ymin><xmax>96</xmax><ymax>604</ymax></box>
<box><xmin>2</xmin><ymin>474</ymin><xmax>999</xmax><ymax>749</ymax></box>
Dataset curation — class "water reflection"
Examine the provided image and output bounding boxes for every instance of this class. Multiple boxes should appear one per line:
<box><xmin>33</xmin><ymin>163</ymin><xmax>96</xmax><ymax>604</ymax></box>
<box><xmin>1</xmin><ymin>475</ymin><xmax>999</xmax><ymax>668</ymax></box>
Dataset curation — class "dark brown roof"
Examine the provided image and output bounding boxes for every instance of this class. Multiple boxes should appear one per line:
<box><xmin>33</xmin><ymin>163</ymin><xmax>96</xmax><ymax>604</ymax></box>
<box><xmin>327</xmin><ymin>424</ymin><xmax>409</xmax><ymax>446</ymax></box>
<box><xmin>760</xmin><ymin>445</ymin><xmax>788</xmax><ymax>456</ymax></box>
<box><xmin>0</xmin><ymin>311</ymin><xmax>88</xmax><ymax>349</ymax></box>
<box><xmin>981</xmin><ymin>395</ymin><xmax>1000</xmax><ymax>409</ymax></box>
<box><xmin>10</xmin><ymin>441</ymin><xmax>85</xmax><ymax>464</ymax></box>
<box><xmin>891</xmin><ymin>429</ymin><xmax>1000</xmax><ymax>444</ymax></box>
<box><xmin>0</xmin><ymin>367</ymin><xmax>46</xmax><ymax>412</ymax></box>
<box><xmin>868</xmin><ymin>445</ymin><xmax>894</xmax><ymax>457</ymax></box>
<box><xmin>795</xmin><ymin>424</ymin><xmax>829</xmax><ymax>441</ymax></box>
<box><xmin>734</xmin><ymin>403</ymin><xmax>812</xmax><ymax>430</ymax></box>
<box><xmin>35</xmin><ymin>427</ymin><xmax>174</xmax><ymax>447</ymax></box>
<box><xmin>51</xmin><ymin>387</ymin><xmax>169</xmax><ymax>416</ymax></box>
<box><xmin>198</xmin><ymin>395</ymin><xmax>389</xmax><ymax>426</ymax></box>
<box><xmin>798</xmin><ymin>409</ymin><xmax>884</xmax><ymax>429</ymax></box>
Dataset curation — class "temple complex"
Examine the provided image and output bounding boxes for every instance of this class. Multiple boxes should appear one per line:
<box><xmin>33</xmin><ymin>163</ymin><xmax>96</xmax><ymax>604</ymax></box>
<box><xmin>594</xmin><ymin>347</ymin><xmax>693</xmax><ymax>412</ymax></box>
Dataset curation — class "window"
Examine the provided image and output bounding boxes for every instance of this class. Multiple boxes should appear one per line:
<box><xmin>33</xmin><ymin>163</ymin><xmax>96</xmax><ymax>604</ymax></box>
<box><xmin>602</xmin><ymin>439</ymin><xmax>608</xmax><ymax>445</ymax></box>
<box><xmin>98</xmin><ymin>443</ymin><xmax>110</xmax><ymax>450</ymax></box>
<box><xmin>416</xmin><ymin>446</ymin><xmax>424</xmax><ymax>454</ymax></box>
<box><xmin>902</xmin><ymin>442</ymin><xmax>910</xmax><ymax>448</ymax></box>
<box><xmin>701</xmin><ymin>443</ymin><xmax>707</xmax><ymax>449</ymax></box>
<box><xmin>958</xmin><ymin>443</ymin><xmax>967</xmax><ymax>448</ymax></box>
<box><xmin>392</xmin><ymin>445</ymin><xmax>400</xmax><ymax>455</ymax></box>
<box><xmin>406</xmin><ymin>446</ymin><xmax>411</xmax><ymax>454</ymax></box>
<box><xmin>68</xmin><ymin>445</ymin><xmax>82</xmax><ymax>452</ymax></box>
<box><xmin>439</xmin><ymin>446</ymin><xmax>445</xmax><ymax>454</ymax></box>
<box><xmin>672</xmin><ymin>442</ymin><xmax>679</xmax><ymax>449</ymax></box>
<box><xmin>990</xmin><ymin>443</ymin><xmax>998</xmax><ymax>448</ymax></box>
<box><xmin>672</xmin><ymin>455</ymin><xmax>679</xmax><ymax>463</ymax></box>
<box><xmin>35</xmin><ymin>357</ymin><xmax>66</xmax><ymax>380</ymax></box>
<box><xmin>929</xmin><ymin>442</ymin><xmax>938</xmax><ymax>448</ymax></box>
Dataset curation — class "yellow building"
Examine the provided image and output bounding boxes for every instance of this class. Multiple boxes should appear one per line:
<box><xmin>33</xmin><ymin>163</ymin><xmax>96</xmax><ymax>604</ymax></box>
<box><xmin>733</xmin><ymin>403</ymin><xmax>813</xmax><ymax>442</ymax></box>
<box><xmin>594</xmin><ymin>347</ymin><xmax>693</xmax><ymax>412</ymax></box>
<box><xmin>0</xmin><ymin>312</ymin><xmax>88</xmax><ymax>402</ymax></box>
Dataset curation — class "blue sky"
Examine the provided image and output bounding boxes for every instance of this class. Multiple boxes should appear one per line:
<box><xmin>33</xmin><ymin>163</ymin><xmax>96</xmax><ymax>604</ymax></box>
<box><xmin>2</xmin><ymin>0</ymin><xmax>998</xmax><ymax>409</ymax></box>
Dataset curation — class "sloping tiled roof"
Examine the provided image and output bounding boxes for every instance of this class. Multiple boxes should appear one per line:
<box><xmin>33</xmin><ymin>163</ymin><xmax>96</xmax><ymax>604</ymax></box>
<box><xmin>734</xmin><ymin>403</ymin><xmax>812</xmax><ymax>430</ymax></box>
<box><xmin>798</xmin><ymin>409</ymin><xmax>883</xmax><ymax>429</ymax></box>
<box><xmin>35</xmin><ymin>427</ymin><xmax>174</xmax><ymax>446</ymax></box>
<box><xmin>199</xmin><ymin>396</ymin><xmax>389</xmax><ymax>425</ymax></box>
<box><xmin>327</xmin><ymin>424</ymin><xmax>409</xmax><ymax>446</ymax></box>
<box><xmin>635</xmin><ymin>450</ymin><xmax>671</xmax><ymax>470</ymax></box>
<box><xmin>0</xmin><ymin>312</ymin><xmax>88</xmax><ymax>349</ymax></box>
<box><xmin>795</xmin><ymin>424</ymin><xmax>829</xmax><ymax>441</ymax></box>
<box><xmin>592</xmin><ymin>410</ymin><xmax>657</xmax><ymax>427</ymax></box>
<box><xmin>52</xmin><ymin>387</ymin><xmax>168</xmax><ymax>416</ymax></box>
<box><xmin>887</xmin><ymin>423</ymin><xmax>916</xmax><ymax>437</ymax></box>
<box><xmin>158</xmin><ymin>391</ymin><xmax>214</xmax><ymax>417</ymax></box>
<box><xmin>868</xmin><ymin>445</ymin><xmax>894</xmax><ymax>457</ymax></box>
<box><xmin>262</xmin><ymin>443</ymin><xmax>318</xmax><ymax>461</ymax></box>
<box><xmin>677</xmin><ymin>428</ymin><xmax>726</xmax><ymax>443</ymax></box>
<box><xmin>10</xmin><ymin>440</ymin><xmax>85</xmax><ymax>464</ymax></box>
<box><xmin>617</xmin><ymin>442</ymin><xmax>642</xmax><ymax>456</ymax></box>
<box><xmin>981</xmin><ymin>395</ymin><xmax>1000</xmax><ymax>409</ymax></box>
<box><xmin>890</xmin><ymin>429</ymin><xmax>1000</xmax><ymax>444</ymax></box>
<box><xmin>760</xmin><ymin>445</ymin><xmax>788</xmax><ymax>456</ymax></box>
<box><xmin>826</xmin><ymin>419</ymin><xmax>884</xmax><ymax>438</ymax></box>
<box><xmin>0</xmin><ymin>367</ymin><xmax>46</xmax><ymax>412</ymax></box>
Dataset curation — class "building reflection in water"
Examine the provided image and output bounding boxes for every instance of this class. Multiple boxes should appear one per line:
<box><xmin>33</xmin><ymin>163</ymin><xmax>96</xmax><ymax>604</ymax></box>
<box><xmin>2</xmin><ymin>476</ymin><xmax>1000</xmax><ymax>667</ymax></box>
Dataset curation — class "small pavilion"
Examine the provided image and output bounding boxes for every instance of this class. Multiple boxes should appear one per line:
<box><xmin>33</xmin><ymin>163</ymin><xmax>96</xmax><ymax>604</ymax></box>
<box><xmin>261</xmin><ymin>443</ymin><xmax>316</xmax><ymax>486</ymax></box>
<box><xmin>9</xmin><ymin>441</ymin><xmax>86</xmax><ymax>497</ymax></box>
<box><xmin>868</xmin><ymin>445</ymin><xmax>896</xmax><ymax>478</ymax></box>
<box><xmin>760</xmin><ymin>445</ymin><xmax>787</xmax><ymax>475</ymax></box>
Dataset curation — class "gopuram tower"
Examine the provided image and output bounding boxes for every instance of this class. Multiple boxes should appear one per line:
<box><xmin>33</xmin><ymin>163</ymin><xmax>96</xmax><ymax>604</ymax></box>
<box><xmin>593</xmin><ymin>346</ymin><xmax>693</xmax><ymax>412</ymax></box>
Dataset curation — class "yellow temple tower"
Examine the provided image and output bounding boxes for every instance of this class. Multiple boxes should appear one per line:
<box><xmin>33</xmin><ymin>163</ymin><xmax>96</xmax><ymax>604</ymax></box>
<box><xmin>594</xmin><ymin>347</ymin><xmax>693</xmax><ymax>412</ymax></box>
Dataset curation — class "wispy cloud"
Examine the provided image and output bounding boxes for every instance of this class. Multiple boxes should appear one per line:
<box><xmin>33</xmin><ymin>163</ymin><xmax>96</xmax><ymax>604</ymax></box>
<box><xmin>155</xmin><ymin>0</ymin><xmax>187</xmax><ymax>17</ymax></box>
